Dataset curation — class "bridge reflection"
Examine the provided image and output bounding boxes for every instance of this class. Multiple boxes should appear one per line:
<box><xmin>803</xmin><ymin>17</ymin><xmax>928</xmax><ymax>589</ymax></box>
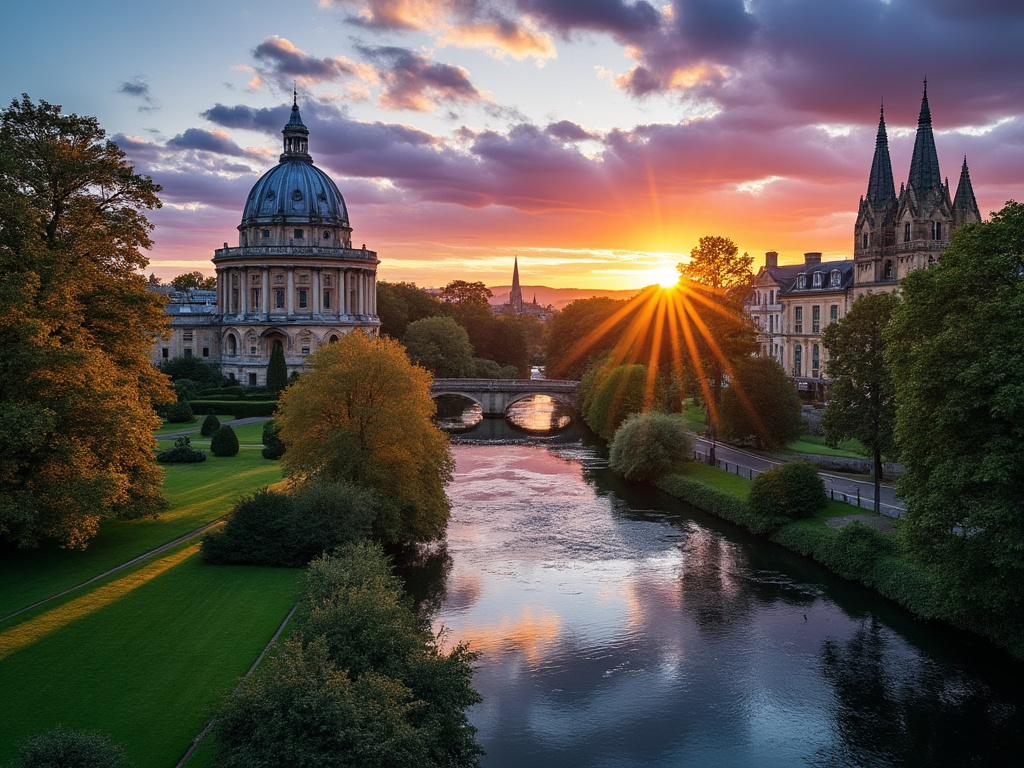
<box><xmin>430</xmin><ymin>378</ymin><xmax>579</xmax><ymax>417</ymax></box>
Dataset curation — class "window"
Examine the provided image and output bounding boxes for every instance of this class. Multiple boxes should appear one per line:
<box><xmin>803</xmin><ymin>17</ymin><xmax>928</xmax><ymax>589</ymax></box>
<box><xmin>794</xmin><ymin>306</ymin><xmax>803</xmax><ymax>333</ymax></box>
<box><xmin>904</xmin><ymin>222</ymin><xmax>911</xmax><ymax>242</ymax></box>
<box><xmin>830</xmin><ymin>304</ymin><xmax>838</xmax><ymax>324</ymax></box>
<box><xmin>184</xmin><ymin>348</ymin><xmax>193</xmax><ymax>357</ymax></box>
<box><xmin>248</xmin><ymin>373</ymin><xmax>257</xmax><ymax>386</ymax></box>
<box><xmin>251</xmin><ymin>288</ymin><xmax>260</xmax><ymax>307</ymax></box>
<box><xmin>261</xmin><ymin>229</ymin><xmax>270</xmax><ymax>238</ymax></box>
<box><xmin>862</xmin><ymin>232</ymin><xmax>869</xmax><ymax>249</ymax></box>
<box><xmin>301</xmin><ymin>346</ymin><xmax>310</xmax><ymax>355</ymax></box>
<box><xmin>249</xmin><ymin>345</ymin><xmax>257</xmax><ymax>355</ymax></box>
<box><xmin>323</xmin><ymin>230</ymin><xmax>331</xmax><ymax>240</ymax></box>
<box><xmin>329</xmin><ymin>334</ymin><xmax>340</xmax><ymax>344</ymax></box>
<box><xmin>797</xmin><ymin>273</ymin><xmax>806</xmax><ymax>289</ymax></box>
<box><xmin>794</xmin><ymin>344</ymin><xmax>803</xmax><ymax>377</ymax></box>
<box><xmin>883</xmin><ymin>260</ymin><xmax>894</xmax><ymax>280</ymax></box>
<box><xmin>227</xmin><ymin>334</ymin><xmax>237</xmax><ymax>356</ymax></box>
<box><xmin>202</xmin><ymin>347</ymin><xmax>209</xmax><ymax>357</ymax></box>
<box><xmin>769</xmin><ymin>289</ymin><xmax>775</xmax><ymax>304</ymax></box>
<box><xmin>324</xmin><ymin>275</ymin><xmax>332</xmax><ymax>287</ymax></box>
<box><xmin>813</xmin><ymin>272</ymin><xmax>823</xmax><ymax>288</ymax></box>
<box><xmin>812</xmin><ymin>305</ymin><xmax>820</xmax><ymax>333</ymax></box>
<box><xmin>161</xmin><ymin>348</ymin><xmax>169</xmax><ymax>359</ymax></box>
<box><xmin>830</xmin><ymin>269</ymin><xmax>842</xmax><ymax>287</ymax></box>
<box><xmin>275</xmin><ymin>289</ymin><xmax>284</xmax><ymax>309</ymax></box>
<box><xmin>298</xmin><ymin>290</ymin><xmax>308</xmax><ymax>309</ymax></box>
<box><xmin>812</xmin><ymin>344</ymin><xmax>820</xmax><ymax>378</ymax></box>
<box><xmin>323</xmin><ymin>290</ymin><xmax>331</xmax><ymax>309</ymax></box>
<box><xmin>183</xmin><ymin>330</ymin><xmax>194</xmax><ymax>342</ymax></box>
<box><xmin>932</xmin><ymin>221</ymin><xmax>942</xmax><ymax>240</ymax></box>
<box><xmin>294</xmin><ymin>229</ymin><xmax>304</xmax><ymax>239</ymax></box>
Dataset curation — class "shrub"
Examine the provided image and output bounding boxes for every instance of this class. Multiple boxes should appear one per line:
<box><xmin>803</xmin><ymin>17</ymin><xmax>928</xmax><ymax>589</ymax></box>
<box><xmin>156</xmin><ymin>435</ymin><xmax>206</xmax><ymax>464</ymax></box>
<box><xmin>9</xmin><ymin>725</ymin><xmax>133</xmax><ymax>768</ymax></box>
<box><xmin>200</xmin><ymin>411</ymin><xmax>221</xmax><ymax>437</ymax></box>
<box><xmin>748</xmin><ymin>460</ymin><xmax>827</xmax><ymax>532</ymax></box>
<box><xmin>201</xmin><ymin>489</ymin><xmax>297</xmax><ymax>565</ymax></box>
<box><xmin>266</xmin><ymin>342</ymin><xmax>288</xmax><ymax>394</ymax></box>
<box><xmin>261</xmin><ymin>418</ymin><xmax>285</xmax><ymax>460</ymax></box>
<box><xmin>163</xmin><ymin>400</ymin><xmax>195</xmax><ymax>424</ymax></box>
<box><xmin>609</xmin><ymin>412</ymin><xmax>694</xmax><ymax>482</ymax></box>
<box><xmin>583</xmin><ymin>363</ymin><xmax>651</xmax><ymax>439</ymax></box>
<box><xmin>656</xmin><ymin>474</ymin><xmax>751</xmax><ymax>528</ymax></box>
<box><xmin>210</xmin><ymin>424</ymin><xmax>239</xmax><ymax>457</ymax></box>
<box><xmin>187</xmin><ymin>400</ymin><xmax>276</xmax><ymax>418</ymax></box>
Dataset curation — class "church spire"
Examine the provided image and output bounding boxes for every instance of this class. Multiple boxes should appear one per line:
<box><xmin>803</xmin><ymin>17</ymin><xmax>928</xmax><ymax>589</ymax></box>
<box><xmin>907</xmin><ymin>80</ymin><xmax>942</xmax><ymax>191</ymax></box>
<box><xmin>280</xmin><ymin>92</ymin><xmax>312</xmax><ymax>164</ymax></box>
<box><xmin>510</xmin><ymin>256</ymin><xmax>523</xmax><ymax>313</ymax></box>
<box><xmin>865</xmin><ymin>101</ymin><xmax>896</xmax><ymax>209</ymax></box>
<box><xmin>953</xmin><ymin>156</ymin><xmax>982</xmax><ymax>226</ymax></box>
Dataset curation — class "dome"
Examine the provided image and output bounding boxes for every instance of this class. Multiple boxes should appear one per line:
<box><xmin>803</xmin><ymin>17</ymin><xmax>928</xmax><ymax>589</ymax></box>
<box><xmin>239</xmin><ymin>98</ymin><xmax>349</xmax><ymax>228</ymax></box>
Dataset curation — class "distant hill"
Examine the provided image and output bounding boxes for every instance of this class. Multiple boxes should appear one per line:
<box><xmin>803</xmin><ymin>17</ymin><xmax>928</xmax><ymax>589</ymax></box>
<box><xmin>488</xmin><ymin>285</ymin><xmax>639</xmax><ymax>311</ymax></box>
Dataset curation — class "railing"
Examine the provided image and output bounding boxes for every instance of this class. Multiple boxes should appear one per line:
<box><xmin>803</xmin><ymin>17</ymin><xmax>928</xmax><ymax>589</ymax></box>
<box><xmin>213</xmin><ymin>245</ymin><xmax>378</xmax><ymax>261</ymax></box>
<box><xmin>431</xmin><ymin>378</ymin><xmax>578</xmax><ymax>394</ymax></box>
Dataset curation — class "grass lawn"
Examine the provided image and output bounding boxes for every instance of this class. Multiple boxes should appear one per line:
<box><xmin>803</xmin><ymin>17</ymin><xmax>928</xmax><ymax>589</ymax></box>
<box><xmin>0</xmin><ymin>439</ymin><xmax>283</xmax><ymax>619</ymax></box>
<box><xmin>0</xmin><ymin>550</ymin><xmax>300</xmax><ymax>768</ymax></box>
<box><xmin>786</xmin><ymin>434</ymin><xmax>866</xmax><ymax>458</ymax></box>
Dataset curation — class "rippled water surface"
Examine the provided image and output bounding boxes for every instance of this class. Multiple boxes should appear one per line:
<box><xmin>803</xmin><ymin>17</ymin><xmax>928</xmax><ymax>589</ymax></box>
<box><xmin>426</xmin><ymin>436</ymin><xmax>1024</xmax><ymax>767</ymax></box>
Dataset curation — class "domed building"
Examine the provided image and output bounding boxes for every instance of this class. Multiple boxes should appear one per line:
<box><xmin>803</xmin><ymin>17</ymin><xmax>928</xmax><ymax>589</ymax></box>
<box><xmin>152</xmin><ymin>97</ymin><xmax>380</xmax><ymax>385</ymax></box>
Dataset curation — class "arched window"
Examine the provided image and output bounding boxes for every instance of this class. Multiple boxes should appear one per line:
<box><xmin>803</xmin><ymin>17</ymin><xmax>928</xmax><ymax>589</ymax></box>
<box><xmin>812</xmin><ymin>272</ymin><xmax>823</xmax><ymax>288</ymax></box>
<box><xmin>329</xmin><ymin>334</ymin><xmax>340</xmax><ymax>344</ymax></box>
<box><xmin>794</xmin><ymin>344</ymin><xmax>803</xmax><ymax>377</ymax></box>
<box><xmin>797</xmin><ymin>273</ymin><xmax>806</xmax><ymax>289</ymax></box>
<box><xmin>904</xmin><ymin>222</ymin><xmax>911</xmax><ymax>242</ymax></box>
<box><xmin>862</xmin><ymin>232</ymin><xmax>869</xmax><ymax>249</ymax></box>
<box><xmin>226</xmin><ymin>333</ymin><xmax>237</xmax><ymax>356</ymax></box>
<box><xmin>883</xmin><ymin>260</ymin><xmax>894</xmax><ymax>280</ymax></box>
<box><xmin>830</xmin><ymin>269</ymin><xmax>842</xmax><ymax>287</ymax></box>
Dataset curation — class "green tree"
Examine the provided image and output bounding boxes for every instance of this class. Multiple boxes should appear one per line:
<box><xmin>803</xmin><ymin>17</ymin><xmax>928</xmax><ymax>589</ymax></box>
<box><xmin>266</xmin><ymin>341</ymin><xmax>288</xmax><ymax>393</ymax></box>
<box><xmin>276</xmin><ymin>332</ymin><xmax>454</xmax><ymax>544</ymax></box>
<box><xmin>748</xmin><ymin>460</ymin><xmax>827</xmax><ymax>533</ymax></box>
<box><xmin>261</xmin><ymin>418</ymin><xmax>285</xmax><ymax>459</ymax></box>
<box><xmin>582</xmin><ymin>363</ymin><xmax>653</xmax><ymax>440</ymax></box>
<box><xmin>376</xmin><ymin>281</ymin><xmax>444</xmax><ymax>339</ymax></box>
<box><xmin>440</xmin><ymin>279</ymin><xmax>492</xmax><ymax>307</ymax></box>
<box><xmin>0</xmin><ymin>95</ymin><xmax>173</xmax><ymax>549</ymax></box>
<box><xmin>210</xmin><ymin>423</ymin><xmax>240</xmax><ymax>457</ymax></box>
<box><xmin>402</xmin><ymin>316</ymin><xmax>473</xmax><ymax>378</ymax></box>
<box><xmin>157</xmin><ymin>355</ymin><xmax>223</xmax><ymax>388</ymax></box>
<box><xmin>8</xmin><ymin>726</ymin><xmax>133</xmax><ymax>768</ymax></box>
<box><xmin>887</xmin><ymin>201</ymin><xmax>1024</xmax><ymax>646</ymax></box>
<box><xmin>821</xmin><ymin>292</ymin><xmax>900</xmax><ymax>513</ymax></box>
<box><xmin>200</xmin><ymin>411</ymin><xmax>221</xmax><ymax>437</ymax></box>
<box><xmin>609</xmin><ymin>412</ymin><xmax>694</xmax><ymax>481</ymax></box>
<box><xmin>545</xmin><ymin>297</ymin><xmax>631</xmax><ymax>380</ymax></box>
<box><xmin>720</xmin><ymin>355</ymin><xmax>802</xmax><ymax>450</ymax></box>
<box><xmin>170</xmin><ymin>271</ymin><xmax>216</xmax><ymax>291</ymax></box>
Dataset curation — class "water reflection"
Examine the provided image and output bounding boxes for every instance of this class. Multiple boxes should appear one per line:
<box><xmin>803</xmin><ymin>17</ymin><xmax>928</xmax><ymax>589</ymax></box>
<box><xmin>434</xmin><ymin>394</ymin><xmax>483</xmax><ymax>431</ymax></box>
<box><xmin>415</xmin><ymin>442</ymin><xmax>1024</xmax><ymax>768</ymax></box>
<box><xmin>434</xmin><ymin>393</ymin><xmax>573</xmax><ymax>436</ymax></box>
<box><xmin>506</xmin><ymin>395</ymin><xmax>573</xmax><ymax>433</ymax></box>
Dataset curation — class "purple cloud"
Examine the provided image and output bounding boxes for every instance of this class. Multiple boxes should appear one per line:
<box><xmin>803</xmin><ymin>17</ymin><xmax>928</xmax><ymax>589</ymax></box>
<box><xmin>359</xmin><ymin>45</ymin><xmax>483</xmax><ymax>111</ymax></box>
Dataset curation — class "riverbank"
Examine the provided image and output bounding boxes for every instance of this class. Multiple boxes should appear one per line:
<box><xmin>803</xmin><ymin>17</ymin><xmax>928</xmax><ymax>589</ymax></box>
<box><xmin>655</xmin><ymin>462</ymin><xmax>1022</xmax><ymax>659</ymax></box>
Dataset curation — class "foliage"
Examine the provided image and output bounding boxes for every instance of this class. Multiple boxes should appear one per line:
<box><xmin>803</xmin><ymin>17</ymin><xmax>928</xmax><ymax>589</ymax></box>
<box><xmin>0</xmin><ymin>95</ymin><xmax>173</xmax><ymax>549</ymax></box>
<box><xmin>376</xmin><ymin>281</ymin><xmax>444</xmax><ymax>339</ymax></box>
<box><xmin>200</xmin><ymin>412</ymin><xmax>221</xmax><ymax>437</ymax></box>
<box><xmin>465</xmin><ymin>314</ymin><xmax>530</xmax><ymax>376</ymax></box>
<box><xmin>276</xmin><ymin>332</ymin><xmax>454</xmax><ymax>544</ymax></box>
<box><xmin>544</xmin><ymin>297</ymin><xmax>630</xmax><ymax>379</ymax></box>
<box><xmin>468</xmin><ymin>358</ymin><xmax>517</xmax><ymax>379</ymax></box>
<box><xmin>169</xmin><ymin>271</ymin><xmax>216</xmax><ymax>291</ymax></box>
<box><xmin>887</xmin><ymin>201</ymin><xmax>1024</xmax><ymax>649</ymax></box>
<box><xmin>582</xmin><ymin>363</ymin><xmax>655</xmax><ymax>440</ymax></box>
<box><xmin>656</xmin><ymin>473</ymin><xmax>752</xmax><ymax>528</ymax></box>
<box><xmin>677</xmin><ymin>235</ymin><xmax>755</xmax><ymax>290</ymax></box>
<box><xmin>185</xmin><ymin>400</ymin><xmax>277</xmax><ymax>418</ymax></box>
<box><xmin>201</xmin><ymin>484</ymin><xmax>375</xmax><ymax>567</ymax></box>
<box><xmin>719</xmin><ymin>355</ymin><xmax>802</xmax><ymax>450</ymax></box>
<box><xmin>157</xmin><ymin>355</ymin><xmax>223</xmax><ymax>387</ymax></box>
<box><xmin>261</xmin><ymin>418</ymin><xmax>285</xmax><ymax>460</ymax></box>
<box><xmin>747</xmin><ymin>460</ymin><xmax>827</xmax><ymax>532</ymax></box>
<box><xmin>402</xmin><ymin>316</ymin><xmax>473</xmax><ymax>377</ymax></box>
<box><xmin>162</xmin><ymin>400</ymin><xmax>195</xmax><ymax>424</ymax></box>
<box><xmin>440</xmin><ymin>279</ymin><xmax>492</xmax><ymax>306</ymax></box>
<box><xmin>265</xmin><ymin>342</ymin><xmax>288</xmax><ymax>394</ymax></box>
<box><xmin>213</xmin><ymin>544</ymin><xmax>482</xmax><ymax>767</ymax></box>
<box><xmin>210</xmin><ymin>424</ymin><xmax>240</xmax><ymax>457</ymax></box>
<box><xmin>156</xmin><ymin>435</ymin><xmax>206</xmax><ymax>464</ymax></box>
<box><xmin>7</xmin><ymin>726</ymin><xmax>133</xmax><ymax>768</ymax></box>
<box><xmin>609</xmin><ymin>412</ymin><xmax>694</xmax><ymax>481</ymax></box>
<box><xmin>822</xmin><ymin>291</ymin><xmax>900</xmax><ymax>511</ymax></box>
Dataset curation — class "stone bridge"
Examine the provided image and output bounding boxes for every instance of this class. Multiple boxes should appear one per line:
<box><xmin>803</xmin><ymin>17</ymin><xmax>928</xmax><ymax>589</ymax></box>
<box><xmin>430</xmin><ymin>378</ymin><xmax>579</xmax><ymax>417</ymax></box>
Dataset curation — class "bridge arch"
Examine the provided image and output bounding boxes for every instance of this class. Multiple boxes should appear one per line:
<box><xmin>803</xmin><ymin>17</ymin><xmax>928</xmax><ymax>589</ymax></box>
<box><xmin>430</xmin><ymin>379</ymin><xmax>579</xmax><ymax>418</ymax></box>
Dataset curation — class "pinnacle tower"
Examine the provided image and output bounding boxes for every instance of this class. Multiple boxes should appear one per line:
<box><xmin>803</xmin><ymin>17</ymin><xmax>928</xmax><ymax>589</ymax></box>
<box><xmin>907</xmin><ymin>81</ymin><xmax>942</xmax><ymax>192</ymax></box>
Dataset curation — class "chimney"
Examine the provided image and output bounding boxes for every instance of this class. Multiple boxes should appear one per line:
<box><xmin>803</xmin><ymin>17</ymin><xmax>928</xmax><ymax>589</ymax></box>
<box><xmin>804</xmin><ymin>252</ymin><xmax>822</xmax><ymax>266</ymax></box>
<box><xmin>765</xmin><ymin>251</ymin><xmax>778</xmax><ymax>269</ymax></box>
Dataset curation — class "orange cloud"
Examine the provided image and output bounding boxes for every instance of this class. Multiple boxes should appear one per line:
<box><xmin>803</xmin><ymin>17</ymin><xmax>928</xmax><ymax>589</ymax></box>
<box><xmin>438</xmin><ymin>18</ymin><xmax>556</xmax><ymax>61</ymax></box>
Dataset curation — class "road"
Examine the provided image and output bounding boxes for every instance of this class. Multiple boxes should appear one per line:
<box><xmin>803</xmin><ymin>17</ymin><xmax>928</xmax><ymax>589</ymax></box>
<box><xmin>693</xmin><ymin>436</ymin><xmax>905</xmax><ymax>518</ymax></box>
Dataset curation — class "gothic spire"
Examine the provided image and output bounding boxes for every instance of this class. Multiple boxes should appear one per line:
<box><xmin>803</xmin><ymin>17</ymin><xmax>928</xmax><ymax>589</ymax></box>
<box><xmin>865</xmin><ymin>101</ymin><xmax>896</xmax><ymax>209</ymax></box>
<box><xmin>907</xmin><ymin>80</ymin><xmax>942</xmax><ymax>191</ymax></box>
<box><xmin>510</xmin><ymin>256</ymin><xmax>523</xmax><ymax>312</ymax></box>
<box><xmin>953</xmin><ymin>156</ymin><xmax>982</xmax><ymax>225</ymax></box>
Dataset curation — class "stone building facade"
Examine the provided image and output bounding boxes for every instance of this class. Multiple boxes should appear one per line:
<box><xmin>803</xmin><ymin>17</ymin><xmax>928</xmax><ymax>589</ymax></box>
<box><xmin>152</xmin><ymin>98</ymin><xmax>379</xmax><ymax>384</ymax></box>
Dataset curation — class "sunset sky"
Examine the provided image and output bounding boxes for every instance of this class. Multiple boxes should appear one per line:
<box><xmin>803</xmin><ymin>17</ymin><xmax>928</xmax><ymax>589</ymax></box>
<box><xmin>4</xmin><ymin>1</ymin><xmax>1024</xmax><ymax>289</ymax></box>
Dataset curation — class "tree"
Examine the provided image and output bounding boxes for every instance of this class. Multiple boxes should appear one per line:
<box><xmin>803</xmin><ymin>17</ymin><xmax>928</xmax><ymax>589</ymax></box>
<box><xmin>0</xmin><ymin>95</ymin><xmax>173</xmax><ymax>549</ymax></box>
<box><xmin>170</xmin><ymin>271</ymin><xmax>216</xmax><ymax>291</ymax></box>
<box><xmin>276</xmin><ymin>332</ymin><xmax>454</xmax><ymax>544</ymax></box>
<box><xmin>821</xmin><ymin>292</ymin><xmax>900</xmax><ymax>513</ymax></box>
<box><xmin>545</xmin><ymin>296</ymin><xmax>631</xmax><ymax>379</ymax></box>
<box><xmin>440</xmin><ymin>279</ymin><xmax>492</xmax><ymax>307</ymax></box>
<box><xmin>210</xmin><ymin>424</ymin><xmax>240</xmax><ymax>457</ymax></box>
<box><xmin>720</xmin><ymin>355</ymin><xmax>802</xmax><ymax>450</ymax></box>
<box><xmin>609</xmin><ymin>412</ymin><xmax>694</xmax><ymax>481</ymax></box>
<box><xmin>266</xmin><ymin>341</ymin><xmax>288</xmax><ymax>393</ymax></box>
<box><xmin>261</xmin><ymin>418</ymin><xmax>285</xmax><ymax>459</ymax></box>
<box><xmin>886</xmin><ymin>201</ymin><xmax>1024</xmax><ymax>645</ymax></box>
<box><xmin>376</xmin><ymin>281</ymin><xmax>444</xmax><ymax>339</ymax></box>
<box><xmin>582</xmin><ymin>363</ymin><xmax>654</xmax><ymax>440</ymax></box>
<box><xmin>402</xmin><ymin>316</ymin><xmax>473</xmax><ymax>378</ymax></box>
<box><xmin>200</xmin><ymin>411</ymin><xmax>221</xmax><ymax>437</ymax></box>
<box><xmin>8</xmin><ymin>726</ymin><xmax>133</xmax><ymax>768</ymax></box>
<box><xmin>157</xmin><ymin>355</ymin><xmax>223</xmax><ymax>388</ymax></box>
<box><xmin>748</xmin><ymin>460</ymin><xmax>827</xmax><ymax>533</ymax></box>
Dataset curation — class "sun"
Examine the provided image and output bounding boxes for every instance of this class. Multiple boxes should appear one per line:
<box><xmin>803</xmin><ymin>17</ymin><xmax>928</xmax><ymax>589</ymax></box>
<box><xmin>654</xmin><ymin>265</ymin><xmax>680</xmax><ymax>289</ymax></box>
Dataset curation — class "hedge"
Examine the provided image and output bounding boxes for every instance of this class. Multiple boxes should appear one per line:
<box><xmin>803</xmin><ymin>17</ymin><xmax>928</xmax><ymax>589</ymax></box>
<box><xmin>186</xmin><ymin>400</ymin><xmax>278</xmax><ymax>418</ymax></box>
<box><xmin>656</xmin><ymin>474</ymin><xmax>752</xmax><ymax>529</ymax></box>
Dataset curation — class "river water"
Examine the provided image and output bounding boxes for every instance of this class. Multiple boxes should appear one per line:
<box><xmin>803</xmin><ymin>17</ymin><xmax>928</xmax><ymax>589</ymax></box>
<box><xmin>420</xmin><ymin>398</ymin><xmax>1024</xmax><ymax>767</ymax></box>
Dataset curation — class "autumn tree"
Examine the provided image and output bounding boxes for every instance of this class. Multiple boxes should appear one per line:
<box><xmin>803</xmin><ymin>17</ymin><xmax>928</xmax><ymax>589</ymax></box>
<box><xmin>170</xmin><ymin>270</ymin><xmax>216</xmax><ymax>291</ymax></box>
<box><xmin>276</xmin><ymin>332</ymin><xmax>453</xmax><ymax>544</ymax></box>
<box><xmin>0</xmin><ymin>95</ymin><xmax>173</xmax><ymax>549</ymax></box>
<box><xmin>822</xmin><ymin>292</ymin><xmax>900</xmax><ymax>513</ymax></box>
<box><xmin>887</xmin><ymin>201</ymin><xmax>1024</xmax><ymax>646</ymax></box>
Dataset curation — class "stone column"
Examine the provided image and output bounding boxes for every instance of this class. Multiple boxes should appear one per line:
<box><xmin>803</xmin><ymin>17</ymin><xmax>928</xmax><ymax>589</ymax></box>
<box><xmin>357</xmin><ymin>271</ymin><xmax>364</xmax><ymax>316</ymax></box>
<box><xmin>286</xmin><ymin>268</ymin><xmax>295</xmax><ymax>316</ymax></box>
<box><xmin>261</xmin><ymin>268</ymin><xmax>270</xmax><ymax>316</ymax></box>
<box><xmin>341</xmin><ymin>269</ymin><xmax>349</xmax><ymax>314</ymax></box>
<box><xmin>240</xmin><ymin>268</ymin><xmax>248</xmax><ymax>316</ymax></box>
<box><xmin>313</xmin><ymin>268</ymin><xmax>321</xmax><ymax>316</ymax></box>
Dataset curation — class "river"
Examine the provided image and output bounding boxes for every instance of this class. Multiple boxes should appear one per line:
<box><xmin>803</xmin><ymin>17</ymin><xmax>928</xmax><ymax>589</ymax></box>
<box><xmin>417</xmin><ymin>397</ymin><xmax>1024</xmax><ymax>767</ymax></box>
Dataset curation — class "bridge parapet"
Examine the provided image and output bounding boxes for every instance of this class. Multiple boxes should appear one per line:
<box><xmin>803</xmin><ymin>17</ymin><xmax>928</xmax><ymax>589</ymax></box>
<box><xmin>430</xmin><ymin>378</ymin><xmax>579</xmax><ymax>416</ymax></box>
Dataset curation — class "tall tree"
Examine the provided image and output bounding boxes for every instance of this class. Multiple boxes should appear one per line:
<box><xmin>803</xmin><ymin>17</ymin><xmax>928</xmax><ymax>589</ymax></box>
<box><xmin>887</xmin><ymin>201</ymin><xmax>1024</xmax><ymax>645</ymax></box>
<box><xmin>265</xmin><ymin>341</ymin><xmax>288</xmax><ymax>393</ymax></box>
<box><xmin>720</xmin><ymin>355</ymin><xmax>802</xmax><ymax>451</ymax></box>
<box><xmin>376</xmin><ymin>281</ymin><xmax>444</xmax><ymax>339</ymax></box>
<box><xmin>276</xmin><ymin>332</ymin><xmax>453</xmax><ymax>544</ymax></box>
<box><xmin>0</xmin><ymin>95</ymin><xmax>173</xmax><ymax>549</ymax></box>
<box><xmin>440</xmin><ymin>279</ymin><xmax>492</xmax><ymax>307</ymax></box>
<box><xmin>170</xmin><ymin>270</ymin><xmax>216</xmax><ymax>291</ymax></box>
<box><xmin>402</xmin><ymin>316</ymin><xmax>474</xmax><ymax>378</ymax></box>
<box><xmin>821</xmin><ymin>292</ymin><xmax>899</xmax><ymax>513</ymax></box>
<box><xmin>544</xmin><ymin>296</ymin><xmax>631</xmax><ymax>379</ymax></box>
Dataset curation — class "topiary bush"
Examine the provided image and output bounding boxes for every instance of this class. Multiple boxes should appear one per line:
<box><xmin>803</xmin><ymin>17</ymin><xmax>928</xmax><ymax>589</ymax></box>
<box><xmin>748</xmin><ymin>460</ymin><xmax>827</xmax><ymax>532</ymax></box>
<box><xmin>261</xmin><ymin>418</ymin><xmax>285</xmax><ymax>460</ymax></box>
<box><xmin>609</xmin><ymin>412</ymin><xmax>694</xmax><ymax>482</ymax></box>
<box><xmin>200</xmin><ymin>411</ymin><xmax>221</xmax><ymax>437</ymax></box>
<box><xmin>210</xmin><ymin>424</ymin><xmax>239</xmax><ymax>457</ymax></box>
<box><xmin>163</xmin><ymin>400</ymin><xmax>195</xmax><ymax>424</ymax></box>
<box><xmin>9</xmin><ymin>725</ymin><xmax>134</xmax><ymax>768</ymax></box>
<box><xmin>156</xmin><ymin>435</ymin><xmax>206</xmax><ymax>464</ymax></box>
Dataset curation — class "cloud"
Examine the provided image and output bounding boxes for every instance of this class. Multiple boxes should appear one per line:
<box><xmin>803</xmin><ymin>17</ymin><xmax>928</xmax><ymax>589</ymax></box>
<box><xmin>251</xmin><ymin>35</ymin><xmax>375</xmax><ymax>93</ymax></box>
<box><xmin>117</xmin><ymin>76</ymin><xmax>160</xmax><ymax>113</ymax></box>
<box><xmin>437</xmin><ymin>15</ymin><xmax>556</xmax><ymax>60</ymax></box>
<box><xmin>321</xmin><ymin>0</ymin><xmax>451</xmax><ymax>29</ymax></box>
<box><xmin>545</xmin><ymin>119</ymin><xmax>598</xmax><ymax>142</ymax></box>
<box><xmin>166</xmin><ymin>128</ymin><xmax>252</xmax><ymax>157</ymax></box>
<box><xmin>360</xmin><ymin>46</ymin><xmax>484</xmax><ymax>111</ymax></box>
